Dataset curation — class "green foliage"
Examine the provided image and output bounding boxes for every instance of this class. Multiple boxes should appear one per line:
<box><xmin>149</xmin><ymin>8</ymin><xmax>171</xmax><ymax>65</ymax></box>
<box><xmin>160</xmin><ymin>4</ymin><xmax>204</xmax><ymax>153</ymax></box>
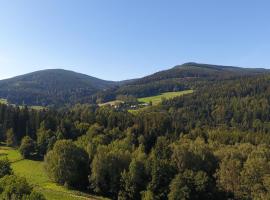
<box><xmin>0</xmin><ymin>158</ymin><xmax>12</xmax><ymax>178</ymax></box>
<box><xmin>90</xmin><ymin>146</ymin><xmax>131</xmax><ymax>198</ymax></box>
<box><xmin>147</xmin><ymin>157</ymin><xmax>176</xmax><ymax>199</ymax></box>
<box><xmin>240</xmin><ymin>146</ymin><xmax>270</xmax><ymax>199</ymax></box>
<box><xmin>118</xmin><ymin>150</ymin><xmax>147</xmax><ymax>200</ymax></box>
<box><xmin>144</xmin><ymin>137</ymin><xmax>177</xmax><ymax>200</ymax></box>
<box><xmin>0</xmin><ymin>175</ymin><xmax>45</xmax><ymax>200</ymax></box>
<box><xmin>168</xmin><ymin>170</ymin><xmax>210</xmax><ymax>200</ymax></box>
<box><xmin>172</xmin><ymin>138</ymin><xmax>217</xmax><ymax>175</ymax></box>
<box><xmin>44</xmin><ymin>140</ymin><xmax>89</xmax><ymax>189</ymax></box>
<box><xmin>6</xmin><ymin>129</ymin><xmax>17</xmax><ymax>147</ymax></box>
<box><xmin>215</xmin><ymin>144</ymin><xmax>270</xmax><ymax>199</ymax></box>
<box><xmin>27</xmin><ymin>192</ymin><xmax>46</xmax><ymax>200</ymax></box>
<box><xmin>216</xmin><ymin>157</ymin><xmax>242</xmax><ymax>198</ymax></box>
<box><xmin>141</xmin><ymin>190</ymin><xmax>155</xmax><ymax>200</ymax></box>
<box><xmin>36</xmin><ymin>126</ymin><xmax>56</xmax><ymax>156</ymax></box>
<box><xmin>19</xmin><ymin>136</ymin><xmax>36</xmax><ymax>158</ymax></box>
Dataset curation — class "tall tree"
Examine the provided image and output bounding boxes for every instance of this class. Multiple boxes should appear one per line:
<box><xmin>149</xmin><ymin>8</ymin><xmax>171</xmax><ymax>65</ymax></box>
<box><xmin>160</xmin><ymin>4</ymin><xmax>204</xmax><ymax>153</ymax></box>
<box><xmin>44</xmin><ymin>140</ymin><xmax>89</xmax><ymax>189</ymax></box>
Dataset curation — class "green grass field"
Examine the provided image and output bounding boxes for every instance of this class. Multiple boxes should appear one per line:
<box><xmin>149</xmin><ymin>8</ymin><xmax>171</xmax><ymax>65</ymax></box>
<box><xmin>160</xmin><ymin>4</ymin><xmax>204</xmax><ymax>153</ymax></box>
<box><xmin>138</xmin><ymin>90</ymin><xmax>193</xmax><ymax>105</ymax></box>
<box><xmin>0</xmin><ymin>146</ymin><xmax>107</xmax><ymax>200</ymax></box>
<box><xmin>0</xmin><ymin>99</ymin><xmax>8</xmax><ymax>104</ymax></box>
<box><xmin>98</xmin><ymin>100</ymin><xmax>124</xmax><ymax>107</ymax></box>
<box><xmin>27</xmin><ymin>105</ymin><xmax>46</xmax><ymax>110</ymax></box>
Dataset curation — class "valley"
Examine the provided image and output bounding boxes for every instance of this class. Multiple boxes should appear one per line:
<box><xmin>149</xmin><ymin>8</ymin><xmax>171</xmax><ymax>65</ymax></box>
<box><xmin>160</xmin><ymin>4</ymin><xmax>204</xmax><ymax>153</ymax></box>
<box><xmin>0</xmin><ymin>2</ymin><xmax>268</xmax><ymax>199</ymax></box>
<box><xmin>0</xmin><ymin>63</ymin><xmax>269</xmax><ymax>200</ymax></box>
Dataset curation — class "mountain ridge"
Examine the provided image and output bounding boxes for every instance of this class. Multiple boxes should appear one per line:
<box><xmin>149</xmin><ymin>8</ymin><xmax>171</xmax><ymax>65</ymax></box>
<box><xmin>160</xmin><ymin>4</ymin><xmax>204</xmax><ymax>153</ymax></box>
<box><xmin>0</xmin><ymin>63</ymin><xmax>269</xmax><ymax>106</ymax></box>
<box><xmin>124</xmin><ymin>62</ymin><xmax>269</xmax><ymax>85</ymax></box>
<box><xmin>0</xmin><ymin>68</ymin><xmax>116</xmax><ymax>106</ymax></box>
<box><xmin>0</xmin><ymin>68</ymin><xmax>115</xmax><ymax>87</ymax></box>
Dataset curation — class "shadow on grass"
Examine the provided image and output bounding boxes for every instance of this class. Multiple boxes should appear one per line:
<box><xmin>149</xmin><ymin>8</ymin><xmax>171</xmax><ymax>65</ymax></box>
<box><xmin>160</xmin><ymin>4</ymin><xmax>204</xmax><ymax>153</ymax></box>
<box><xmin>24</xmin><ymin>153</ymin><xmax>44</xmax><ymax>161</ymax></box>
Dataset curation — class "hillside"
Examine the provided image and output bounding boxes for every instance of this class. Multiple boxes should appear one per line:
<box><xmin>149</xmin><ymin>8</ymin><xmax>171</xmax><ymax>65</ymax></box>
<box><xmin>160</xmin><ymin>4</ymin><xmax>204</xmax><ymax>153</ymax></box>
<box><xmin>0</xmin><ymin>69</ymin><xmax>116</xmax><ymax>106</ymax></box>
<box><xmin>0</xmin><ymin>146</ymin><xmax>107</xmax><ymax>200</ymax></box>
<box><xmin>1</xmin><ymin>74</ymin><xmax>270</xmax><ymax>200</ymax></box>
<box><xmin>0</xmin><ymin>63</ymin><xmax>269</xmax><ymax>106</ymax></box>
<box><xmin>134</xmin><ymin>62</ymin><xmax>268</xmax><ymax>84</ymax></box>
<box><xmin>96</xmin><ymin>62</ymin><xmax>270</xmax><ymax>102</ymax></box>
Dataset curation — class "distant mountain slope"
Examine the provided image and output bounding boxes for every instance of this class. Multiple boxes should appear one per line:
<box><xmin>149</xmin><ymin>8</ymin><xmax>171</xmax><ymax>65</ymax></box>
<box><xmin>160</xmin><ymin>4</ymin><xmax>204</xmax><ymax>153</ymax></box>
<box><xmin>131</xmin><ymin>62</ymin><xmax>269</xmax><ymax>84</ymax></box>
<box><xmin>0</xmin><ymin>69</ymin><xmax>115</xmax><ymax>106</ymax></box>
<box><xmin>96</xmin><ymin>62</ymin><xmax>270</xmax><ymax>102</ymax></box>
<box><xmin>1</xmin><ymin>63</ymin><xmax>269</xmax><ymax>106</ymax></box>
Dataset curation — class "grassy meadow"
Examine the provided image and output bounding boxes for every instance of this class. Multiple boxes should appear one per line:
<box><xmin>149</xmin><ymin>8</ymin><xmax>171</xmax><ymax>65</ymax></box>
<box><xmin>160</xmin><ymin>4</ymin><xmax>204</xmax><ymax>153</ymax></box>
<box><xmin>0</xmin><ymin>146</ymin><xmax>107</xmax><ymax>200</ymax></box>
<box><xmin>138</xmin><ymin>90</ymin><xmax>193</xmax><ymax>105</ymax></box>
<box><xmin>98</xmin><ymin>100</ymin><xmax>124</xmax><ymax>107</ymax></box>
<box><xmin>0</xmin><ymin>99</ymin><xmax>8</xmax><ymax>104</ymax></box>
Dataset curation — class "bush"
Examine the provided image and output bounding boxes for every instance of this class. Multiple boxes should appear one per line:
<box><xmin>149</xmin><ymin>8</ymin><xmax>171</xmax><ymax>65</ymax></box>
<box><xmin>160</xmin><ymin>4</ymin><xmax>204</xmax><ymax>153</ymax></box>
<box><xmin>168</xmin><ymin>170</ymin><xmax>210</xmax><ymax>200</ymax></box>
<box><xmin>0</xmin><ymin>158</ymin><xmax>12</xmax><ymax>178</ymax></box>
<box><xmin>19</xmin><ymin>136</ymin><xmax>36</xmax><ymax>158</ymax></box>
<box><xmin>6</xmin><ymin>129</ymin><xmax>17</xmax><ymax>147</ymax></box>
<box><xmin>0</xmin><ymin>175</ymin><xmax>45</xmax><ymax>200</ymax></box>
<box><xmin>44</xmin><ymin>140</ymin><xmax>89</xmax><ymax>189</ymax></box>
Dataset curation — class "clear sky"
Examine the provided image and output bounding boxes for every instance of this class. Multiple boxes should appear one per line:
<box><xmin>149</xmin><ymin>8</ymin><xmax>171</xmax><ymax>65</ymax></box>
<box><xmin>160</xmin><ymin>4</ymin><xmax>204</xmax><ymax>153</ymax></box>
<box><xmin>0</xmin><ymin>0</ymin><xmax>270</xmax><ymax>81</ymax></box>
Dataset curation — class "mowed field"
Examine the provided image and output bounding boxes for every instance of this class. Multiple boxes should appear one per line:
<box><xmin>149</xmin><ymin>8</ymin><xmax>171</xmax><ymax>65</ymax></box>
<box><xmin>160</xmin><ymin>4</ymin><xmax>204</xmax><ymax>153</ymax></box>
<box><xmin>98</xmin><ymin>100</ymin><xmax>124</xmax><ymax>107</ymax></box>
<box><xmin>0</xmin><ymin>146</ymin><xmax>107</xmax><ymax>200</ymax></box>
<box><xmin>138</xmin><ymin>90</ymin><xmax>193</xmax><ymax>105</ymax></box>
<box><xmin>0</xmin><ymin>99</ymin><xmax>8</xmax><ymax>104</ymax></box>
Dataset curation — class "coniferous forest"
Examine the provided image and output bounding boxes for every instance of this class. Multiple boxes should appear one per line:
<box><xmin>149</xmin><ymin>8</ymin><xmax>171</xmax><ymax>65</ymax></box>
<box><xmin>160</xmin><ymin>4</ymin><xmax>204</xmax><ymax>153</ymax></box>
<box><xmin>2</xmin><ymin>0</ymin><xmax>270</xmax><ymax>199</ymax></box>
<box><xmin>1</xmin><ymin>66</ymin><xmax>270</xmax><ymax>199</ymax></box>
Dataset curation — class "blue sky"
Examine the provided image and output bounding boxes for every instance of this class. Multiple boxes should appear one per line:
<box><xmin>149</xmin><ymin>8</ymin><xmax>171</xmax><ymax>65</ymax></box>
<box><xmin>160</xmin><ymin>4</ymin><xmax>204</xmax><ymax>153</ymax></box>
<box><xmin>0</xmin><ymin>0</ymin><xmax>270</xmax><ymax>81</ymax></box>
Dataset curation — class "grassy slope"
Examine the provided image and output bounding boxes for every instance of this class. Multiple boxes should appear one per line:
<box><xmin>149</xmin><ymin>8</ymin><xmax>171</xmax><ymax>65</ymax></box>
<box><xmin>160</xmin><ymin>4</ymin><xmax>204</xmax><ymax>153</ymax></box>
<box><xmin>0</xmin><ymin>146</ymin><xmax>107</xmax><ymax>200</ymax></box>
<box><xmin>138</xmin><ymin>90</ymin><xmax>193</xmax><ymax>105</ymax></box>
<box><xmin>0</xmin><ymin>99</ymin><xmax>8</xmax><ymax>104</ymax></box>
<box><xmin>128</xmin><ymin>90</ymin><xmax>193</xmax><ymax>114</ymax></box>
<box><xmin>98</xmin><ymin>100</ymin><xmax>124</xmax><ymax>107</ymax></box>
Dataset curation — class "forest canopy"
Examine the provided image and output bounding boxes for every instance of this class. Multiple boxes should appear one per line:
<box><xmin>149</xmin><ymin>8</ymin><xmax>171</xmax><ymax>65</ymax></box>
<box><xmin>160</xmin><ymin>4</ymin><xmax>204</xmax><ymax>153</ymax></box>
<box><xmin>0</xmin><ymin>73</ymin><xmax>270</xmax><ymax>199</ymax></box>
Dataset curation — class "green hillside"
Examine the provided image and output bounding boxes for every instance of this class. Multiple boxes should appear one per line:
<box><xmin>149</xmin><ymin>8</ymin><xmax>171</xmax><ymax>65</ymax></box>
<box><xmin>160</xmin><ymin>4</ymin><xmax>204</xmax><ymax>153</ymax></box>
<box><xmin>138</xmin><ymin>90</ymin><xmax>193</xmax><ymax>105</ymax></box>
<box><xmin>96</xmin><ymin>63</ymin><xmax>270</xmax><ymax>102</ymax></box>
<box><xmin>0</xmin><ymin>146</ymin><xmax>107</xmax><ymax>200</ymax></box>
<box><xmin>0</xmin><ymin>63</ymin><xmax>269</xmax><ymax>106</ymax></box>
<box><xmin>0</xmin><ymin>69</ymin><xmax>115</xmax><ymax>106</ymax></box>
<box><xmin>1</xmin><ymin>73</ymin><xmax>270</xmax><ymax>199</ymax></box>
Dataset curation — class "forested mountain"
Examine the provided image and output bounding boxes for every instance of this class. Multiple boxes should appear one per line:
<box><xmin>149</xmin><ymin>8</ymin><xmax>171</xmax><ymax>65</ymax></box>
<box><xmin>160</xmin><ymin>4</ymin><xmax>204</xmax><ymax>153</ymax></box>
<box><xmin>1</xmin><ymin>73</ymin><xmax>270</xmax><ymax>199</ymax></box>
<box><xmin>0</xmin><ymin>63</ymin><xmax>269</xmax><ymax>106</ymax></box>
<box><xmin>130</xmin><ymin>62</ymin><xmax>268</xmax><ymax>84</ymax></box>
<box><xmin>96</xmin><ymin>62</ymin><xmax>270</xmax><ymax>102</ymax></box>
<box><xmin>0</xmin><ymin>69</ymin><xmax>116</xmax><ymax>106</ymax></box>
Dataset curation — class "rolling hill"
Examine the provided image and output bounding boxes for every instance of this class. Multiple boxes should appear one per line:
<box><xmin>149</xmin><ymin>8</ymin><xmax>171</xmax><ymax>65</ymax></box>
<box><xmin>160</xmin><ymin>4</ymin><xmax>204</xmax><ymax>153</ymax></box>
<box><xmin>125</xmin><ymin>62</ymin><xmax>269</xmax><ymax>84</ymax></box>
<box><xmin>0</xmin><ymin>63</ymin><xmax>269</xmax><ymax>106</ymax></box>
<box><xmin>96</xmin><ymin>62</ymin><xmax>270</xmax><ymax>102</ymax></box>
<box><xmin>0</xmin><ymin>69</ymin><xmax>116</xmax><ymax>106</ymax></box>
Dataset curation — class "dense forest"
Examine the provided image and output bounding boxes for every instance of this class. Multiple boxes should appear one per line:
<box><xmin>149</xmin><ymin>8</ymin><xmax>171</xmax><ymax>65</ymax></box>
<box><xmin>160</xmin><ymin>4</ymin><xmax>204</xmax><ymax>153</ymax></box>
<box><xmin>1</xmin><ymin>72</ymin><xmax>270</xmax><ymax>199</ymax></box>
<box><xmin>94</xmin><ymin>63</ymin><xmax>270</xmax><ymax>103</ymax></box>
<box><xmin>0</xmin><ymin>69</ymin><xmax>116</xmax><ymax>106</ymax></box>
<box><xmin>0</xmin><ymin>63</ymin><xmax>268</xmax><ymax>106</ymax></box>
